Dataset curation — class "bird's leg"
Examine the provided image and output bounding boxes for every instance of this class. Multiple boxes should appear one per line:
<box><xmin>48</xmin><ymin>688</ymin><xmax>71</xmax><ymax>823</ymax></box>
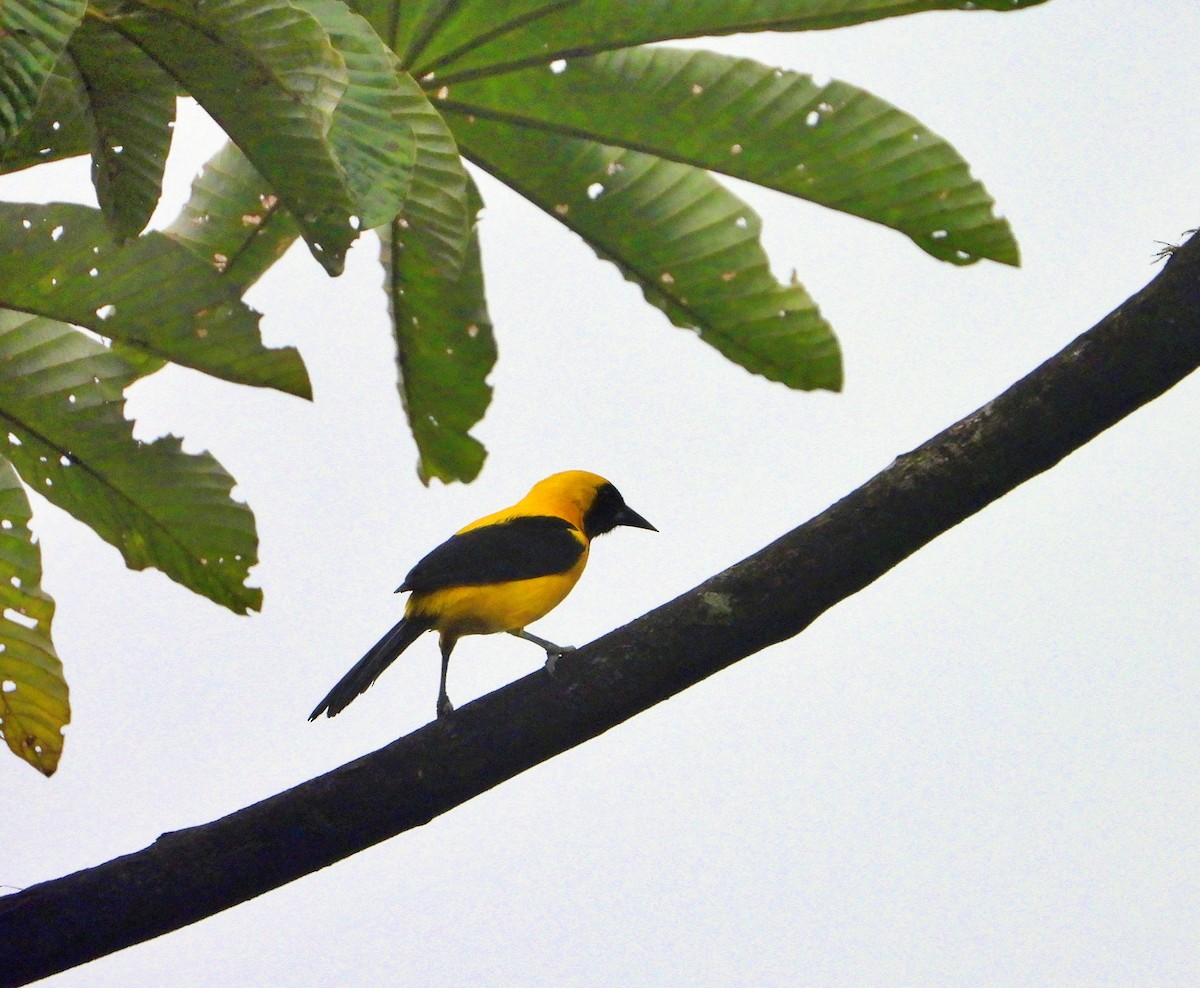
<box><xmin>509</xmin><ymin>629</ymin><xmax>575</xmax><ymax>679</ymax></box>
<box><xmin>437</xmin><ymin>636</ymin><xmax>455</xmax><ymax>718</ymax></box>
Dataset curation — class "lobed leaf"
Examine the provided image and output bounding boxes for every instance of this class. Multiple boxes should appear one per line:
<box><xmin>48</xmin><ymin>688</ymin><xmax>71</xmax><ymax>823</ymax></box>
<box><xmin>164</xmin><ymin>141</ymin><xmax>301</xmax><ymax>290</ymax></box>
<box><xmin>66</xmin><ymin>18</ymin><xmax>177</xmax><ymax>243</ymax></box>
<box><xmin>457</xmin><ymin>119</ymin><xmax>841</xmax><ymax>390</ymax></box>
<box><xmin>0</xmin><ymin>57</ymin><xmax>92</xmax><ymax>176</ymax></box>
<box><xmin>290</xmin><ymin>0</ymin><xmax>416</xmax><ymax>231</ymax></box>
<box><xmin>0</xmin><ymin>457</ymin><xmax>68</xmax><ymax>777</ymax></box>
<box><xmin>403</xmin><ymin>0</ymin><xmax>1051</xmax><ymax>79</ymax></box>
<box><xmin>442</xmin><ymin>46</ymin><xmax>1017</xmax><ymax>266</ymax></box>
<box><xmin>380</xmin><ymin>175</ymin><xmax>494</xmax><ymax>484</ymax></box>
<box><xmin>392</xmin><ymin>61</ymin><xmax>472</xmax><ymax>276</ymax></box>
<box><xmin>0</xmin><ymin>202</ymin><xmax>311</xmax><ymax>397</ymax></box>
<box><xmin>105</xmin><ymin>0</ymin><xmax>357</xmax><ymax>274</ymax></box>
<box><xmin>0</xmin><ymin>0</ymin><xmax>86</xmax><ymax>145</ymax></box>
<box><xmin>0</xmin><ymin>310</ymin><xmax>262</xmax><ymax>614</ymax></box>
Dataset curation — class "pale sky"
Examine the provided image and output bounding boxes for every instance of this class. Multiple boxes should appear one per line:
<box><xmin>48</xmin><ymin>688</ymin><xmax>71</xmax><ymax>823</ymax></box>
<box><xmin>5</xmin><ymin>2</ymin><xmax>1199</xmax><ymax>985</ymax></box>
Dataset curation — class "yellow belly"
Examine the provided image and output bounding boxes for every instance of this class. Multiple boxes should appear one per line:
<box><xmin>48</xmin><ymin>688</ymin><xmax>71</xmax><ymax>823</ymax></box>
<box><xmin>405</xmin><ymin>555</ymin><xmax>587</xmax><ymax>638</ymax></box>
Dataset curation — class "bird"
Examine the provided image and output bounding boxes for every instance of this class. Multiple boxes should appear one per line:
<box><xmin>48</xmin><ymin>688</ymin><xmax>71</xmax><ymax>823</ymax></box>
<box><xmin>309</xmin><ymin>470</ymin><xmax>656</xmax><ymax>720</ymax></box>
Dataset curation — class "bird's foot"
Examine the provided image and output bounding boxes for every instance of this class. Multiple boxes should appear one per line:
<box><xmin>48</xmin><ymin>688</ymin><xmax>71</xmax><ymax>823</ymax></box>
<box><xmin>544</xmin><ymin>645</ymin><xmax>576</xmax><ymax>680</ymax></box>
<box><xmin>437</xmin><ymin>695</ymin><xmax>454</xmax><ymax>718</ymax></box>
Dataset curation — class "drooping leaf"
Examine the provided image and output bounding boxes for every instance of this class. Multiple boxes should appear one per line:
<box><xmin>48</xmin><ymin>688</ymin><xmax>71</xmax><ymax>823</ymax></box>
<box><xmin>0</xmin><ymin>456</ymin><xmax>68</xmax><ymax>777</ymax></box>
<box><xmin>458</xmin><ymin>120</ymin><xmax>841</xmax><ymax>390</ymax></box>
<box><xmin>442</xmin><ymin>46</ymin><xmax>1018</xmax><ymax>266</ymax></box>
<box><xmin>0</xmin><ymin>310</ymin><xmax>262</xmax><ymax>614</ymax></box>
<box><xmin>290</xmin><ymin>0</ymin><xmax>416</xmax><ymax>231</ymax></box>
<box><xmin>0</xmin><ymin>0</ymin><xmax>86</xmax><ymax>144</ymax></box>
<box><xmin>0</xmin><ymin>202</ymin><xmax>311</xmax><ymax>397</ymax></box>
<box><xmin>392</xmin><ymin>61</ymin><xmax>471</xmax><ymax>275</ymax></box>
<box><xmin>405</xmin><ymin>0</ymin><xmax>1050</xmax><ymax>78</ymax></box>
<box><xmin>0</xmin><ymin>56</ymin><xmax>91</xmax><ymax>176</ymax></box>
<box><xmin>103</xmin><ymin>0</ymin><xmax>357</xmax><ymax>275</ymax></box>
<box><xmin>165</xmin><ymin>72</ymin><xmax>459</xmax><ymax>287</ymax></box>
<box><xmin>381</xmin><ymin>175</ymin><xmax>494</xmax><ymax>484</ymax></box>
<box><xmin>67</xmin><ymin>18</ymin><xmax>177</xmax><ymax>242</ymax></box>
<box><xmin>164</xmin><ymin>141</ymin><xmax>301</xmax><ymax>290</ymax></box>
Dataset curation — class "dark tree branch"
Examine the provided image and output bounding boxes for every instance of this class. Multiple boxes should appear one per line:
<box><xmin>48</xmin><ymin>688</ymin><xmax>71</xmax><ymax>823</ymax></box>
<box><xmin>3</xmin><ymin>231</ymin><xmax>1199</xmax><ymax>985</ymax></box>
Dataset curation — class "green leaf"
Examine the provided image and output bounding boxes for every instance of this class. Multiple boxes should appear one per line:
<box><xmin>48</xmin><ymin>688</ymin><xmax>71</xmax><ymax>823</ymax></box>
<box><xmin>457</xmin><ymin>120</ymin><xmax>841</xmax><ymax>390</ymax></box>
<box><xmin>442</xmin><ymin>46</ymin><xmax>1017</xmax><ymax>266</ymax></box>
<box><xmin>290</xmin><ymin>0</ymin><xmax>415</xmax><ymax>231</ymax></box>
<box><xmin>67</xmin><ymin>18</ymin><xmax>177</xmax><ymax>242</ymax></box>
<box><xmin>393</xmin><ymin>62</ymin><xmax>471</xmax><ymax>275</ymax></box>
<box><xmin>381</xmin><ymin>174</ymin><xmax>494</xmax><ymax>484</ymax></box>
<box><xmin>403</xmin><ymin>0</ymin><xmax>1050</xmax><ymax>78</ymax></box>
<box><xmin>164</xmin><ymin>71</ymin><xmax>460</xmax><ymax>285</ymax></box>
<box><xmin>0</xmin><ymin>456</ymin><xmax>68</xmax><ymax>777</ymax></box>
<box><xmin>0</xmin><ymin>310</ymin><xmax>263</xmax><ymax>614</ymax></box>
<box><xmin>350</xmin><ymin>0</ymin><xmax>555</xmax><ymax>71</ymax></box>
<box><xmin>0</xmin><ymin>202</ymin><xmax>311</xmax><ymax>397</ymax></box>
<box><xmin>164</xmin><ymin>141</ymin><xmax>301</xmax><ymax>291</ymax></box>
<box><xmin>0</xmin><ymin>53</ymin><xmax>91</xmax><ymax>175</ymax></box>
<box><xmin>105</xmin><ymin>0</ymin><xmax>358</xmax><ymax>275</ymax></box>
<box><xmin>0</xmin><ymin>0</ymin><xmax>86</xmax><ymax>144</ymax></box>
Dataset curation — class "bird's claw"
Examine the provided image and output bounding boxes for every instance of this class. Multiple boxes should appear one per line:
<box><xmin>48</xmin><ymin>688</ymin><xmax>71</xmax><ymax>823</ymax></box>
<box><xmin>544</xmin><ymin>645</ymin><xmax>576</xmax><ymax>680</ymax></box>
<box><xmin>437</xmin><ymin>695</ymin><xmax>454</xmax><ymax>718</ymax></box>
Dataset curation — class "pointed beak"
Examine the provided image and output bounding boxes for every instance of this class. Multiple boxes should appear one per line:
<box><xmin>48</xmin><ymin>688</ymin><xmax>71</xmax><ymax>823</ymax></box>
<box><xmin>615</xmin><ymin>504</ymin><xmax>657</xmax><ymax>532</ymax></box>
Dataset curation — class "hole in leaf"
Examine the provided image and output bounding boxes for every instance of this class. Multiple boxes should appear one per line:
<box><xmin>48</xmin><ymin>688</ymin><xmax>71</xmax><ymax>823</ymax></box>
<box><xmin>4</xmin><ymin>609</ymin><xmax>37</xmax><ymax>630</ymax></box>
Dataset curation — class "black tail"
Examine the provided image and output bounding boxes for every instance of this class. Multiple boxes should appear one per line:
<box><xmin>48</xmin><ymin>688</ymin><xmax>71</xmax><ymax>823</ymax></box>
<box><xmin>309</xmin><ymin>614</ymin><xmax>436</xmax><ymax>719</ymax></box>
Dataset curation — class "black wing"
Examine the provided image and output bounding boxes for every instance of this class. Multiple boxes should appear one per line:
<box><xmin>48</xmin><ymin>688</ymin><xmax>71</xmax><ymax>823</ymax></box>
<box><xmin>398</xmin><ymin>515</ymin><xmax>585</xmax><ymax>593</ymax></box>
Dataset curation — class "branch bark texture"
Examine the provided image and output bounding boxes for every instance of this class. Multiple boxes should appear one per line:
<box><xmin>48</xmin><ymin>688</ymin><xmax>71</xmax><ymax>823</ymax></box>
<box><xmin>3</xmin><ymin>233</ymin><xmax>1200</xmax><ymax>985</ymax></box>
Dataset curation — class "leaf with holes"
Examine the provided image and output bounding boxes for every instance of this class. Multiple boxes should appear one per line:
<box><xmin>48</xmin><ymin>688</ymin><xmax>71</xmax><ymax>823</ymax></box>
<box><xmin>291</xmin><ymin>0</ymin><xmax>416</xmax><ymax>231</ymax></box>
<box><xmin>103</xmin><ymin>0</ymin><xmax>357</xmax><ymax>274</ymax></box>
<box><xmin>397</xmin><ymin>0</ymin><xmax>1050</xmax><ymax>78</ymax></box>
<box><xmin>458</xmin><ymin>120</ymin><xmax>840</xmax><ymax>390</ymax></box>
<box><xmin>0</xmin><ymin>56</ymin><xmax>91</xmax><ymax>176</ymax></box>
<box><xmin>0</xmin><ymin>457</ymin><xmax>68</xmax><ymax>776</ymax></box>
<box><xmin>381</xmin><ymin>174</ymin><xmax>494</xmax><ymax>484</ymax></box>
<box><xmin>0</xmin><ymin>0</ymin><xmax>86</xmax><ymax>145</ymax></box>
<box><xmin>67</xmin><ymin>18</ymin><xmax>178</xmax><ymax>243</ymax></box>
<box><xmin>390</xmin><ymin>57</ymin><xmax>472</xmax><ymax>276</ymax></box>
<box><xmin>164</xmin><ymin>141</ymin><xmax>301</xmax><ymax>290</ymax></box>
<box><xmin>162</xmin><ymin>66</ymin><xmax>465</xmax><ymax>285</ymax></box>
<box><xmin>0</xmin><ymin>311</ymin><xmax>262</xmax><ymax>614</ymax></box>
<box><xmin>0</xmin><ymin>202</ymin><xmax>311</xmax><ymax>397</ymax></box>
<box><xmin>442</xmin><ymin>46</ymin><xmax>1017</xmax><ymax>266</ymax></box>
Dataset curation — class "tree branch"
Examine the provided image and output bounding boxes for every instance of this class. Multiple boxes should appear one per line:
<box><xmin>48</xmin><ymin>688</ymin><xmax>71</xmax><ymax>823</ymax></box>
<box><xmin>3</xmin><ymin>231</ymin><xmax>1199</xmax><ymax>985</ymax></box>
